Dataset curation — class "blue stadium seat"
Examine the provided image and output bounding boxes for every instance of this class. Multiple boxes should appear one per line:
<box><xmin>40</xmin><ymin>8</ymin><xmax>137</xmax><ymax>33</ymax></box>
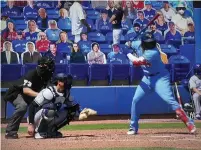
<box><xmin>15</xmin><ymin>19</ymin><xmax>27</xmax><ymax>30</ymax></box>
<box><xmin>109</xmin><ymin>64</ymin><xmax>130</xmax><ymax>85</ymax></box>
<box><xmin>12</xmin><ymin>40</ymin><xmax>27</xmax><ymax>53</ymax></box>
<box><xmin>88</xmin><ymin>64</ymin><xmax>110</xmax><ymax>85</ymax></box>
<box><xmin>23</xmin><ymin>63</ymin><xmax>37</xmax><ymax>75</ymax></box>
<box><xmin>94</xmin><ymin>6</ymin><xmax>105</xmax><ymax>12</ymax></box>
<box><xmin>171</xmin><ymin>63</ymin><xmax>190</xmax><ymax>82</ymax></box>
<box><xmin>78</xmin><ymin>41</ymin><xmax>92</xmax><ymax>54</ymax></box>
<box><xmin>88</xmin><ymin>32</ymin><xmax>105</xmax><ymax>43</ymax></box>
<box><xmin>86</xmin><ymin>9</ymin><xmax>100</xmax><ymax>20</ymax></box>
<box><xmin>46</xmin><ymin>9</ymin><xmax>59</xmax><ymax>19</ymax></box>
<box><xmin>167</xmin><ymin>40</ymin><xmax>182</xmax><ymax>49</ymax></box>
<box><xmin>130</xmin><ymin>66</ymin><xmax>144</xmax><ymax>83</ymax></box>
<box><xmin>168</xmin><ymin>55</ymin><xmax>190</xmax><ymax>64</ymax></box>
<box><xmin>1</xmin><ymin>64</ymin><xmax>22</xmax><ymax>81</ymax></box>
<box><xmin>99</xmin><ymin>44</ymin><xmax>112</xmax><ymax>55</ymax></box>
<box><xmin>160</xmin><ymin>44</ymin><xmax>178</xmax><ymax>58</ymax></box>
<box><xmin>69</xmin><ymin>63</ymin><xmax>89</xmax><ymax>81</ymax></box>
<box><xmin>67</xmin><ymin>32</ymin><xmax>75</xmax><ymax>42</ymax></box>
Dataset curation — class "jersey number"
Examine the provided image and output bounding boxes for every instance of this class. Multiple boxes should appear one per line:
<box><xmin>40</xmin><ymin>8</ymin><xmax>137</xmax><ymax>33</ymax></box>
<box><xmin>23</xmin><ymin>80</ymin><xmax>32</xmax><ymax>87</ymax></box>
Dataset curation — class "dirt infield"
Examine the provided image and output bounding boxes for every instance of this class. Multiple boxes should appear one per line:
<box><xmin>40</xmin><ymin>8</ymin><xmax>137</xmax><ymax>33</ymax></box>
<box><xmin>1</xmin><ymin>120</ymin><xmax>201</xmax><ymax>150</ymax></box>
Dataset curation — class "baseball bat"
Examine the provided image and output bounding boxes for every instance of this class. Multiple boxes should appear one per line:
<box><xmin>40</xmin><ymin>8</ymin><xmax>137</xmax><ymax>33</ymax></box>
<box><xmin>175</xmin><ymin>82</ymin><xmax>183</xmax><ymax>108</ymax></box>
<box><xmin>133</xmin><ymin>13</ymin><xmax>160</xmax><ymax>40</ymax></box>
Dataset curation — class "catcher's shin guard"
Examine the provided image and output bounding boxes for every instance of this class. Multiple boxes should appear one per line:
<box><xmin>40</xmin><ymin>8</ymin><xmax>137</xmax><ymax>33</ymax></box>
<box><xmin>48</xmin><ymin>109</ymin><xmax>69</xmax><ymax>133</ymax></box>
<box><xmin>175</xmin><ymin>108</ymin><xmax>196</xmax><ymax>133</ymax></box>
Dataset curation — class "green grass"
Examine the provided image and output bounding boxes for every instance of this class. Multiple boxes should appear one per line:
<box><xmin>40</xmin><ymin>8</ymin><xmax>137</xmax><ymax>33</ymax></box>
<box><xmin>1</xmin><ymin>122</ymin><xmax>201</xmax><ymax>133</ymax></box>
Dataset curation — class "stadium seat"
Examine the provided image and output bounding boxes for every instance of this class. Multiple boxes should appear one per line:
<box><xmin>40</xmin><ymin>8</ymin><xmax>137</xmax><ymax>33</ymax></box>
<box><xmin>171</xmin><ymin>63</ymin><xmax>190</xmax><ymax>82</ymax></box>
<box><xmin>15</xmin><ymin>19</ymin><xmax>27</xmax><ymax>30</ymax></box>
<box><xmin>86</xmin><ymin>9</ymin><xmax>100</xmax><ymax>20</ymax></box>
<box><xmin>88</xmin><ymin>32</ymin><xmax>105</xmax><ymax>43</ymax></box>
<box><xmin>94</xmin><ymin>6</ymin><xmax>105</xmax><ymax>12</ymax></box>
<box><xmin>78</xmin><ymin>41</ymin><xmax>92</xmax><ymax>54</ymax></box>
<box><xmin>69</xmin><ymin>63</ymin><xmax>89</xmax><ymax>81</ymax></box>
<box><xmin>130</xmin><ymin>66</ymin><xmax>144</xmax><ymax>83</ymax></box>
<box><xmin>46</xmin><ymin>9</ymin><xmax>59</xmax><ymax>15</ymax></box>
<box><xmin>67</xmin><ymin>32</ymin><xmax>75</xmax><ymax>42</ymax></box>
<box><xmin>88</xmin><ymin>64</ymin><xmax>110</xmax><ymax>85</ymax></box>
<box><xmin>167</xmin><ymin>40</ymin><xmax>182</xmax><ymax>49</ymax></box>
<box><xmin>159</xmin><ymin>44</ymin><xmax>178</xmax><ymax>58</ymax></box>
<box><xmin>99</xmin><ymin>44</ymin><xmax>112</xmax><ymax>55</ymax></box>
<box><xmin>1</xmin><ymin>64</ymin><xmax>22</xmax><ymax>81</ymax></box>
<box><xmin>109</xmin><ymin>64</ymin><xmax>130</xmax><ymax>85</ymax></box>
<box><xmin>12</xmin><ymin>40</ymin><xmax>27</xmax><ymax>53</ymax></box>
<box><xmin>168</xmin><ymin>55</ymin><xmax>190</xmax><ymax>64</ymax></box>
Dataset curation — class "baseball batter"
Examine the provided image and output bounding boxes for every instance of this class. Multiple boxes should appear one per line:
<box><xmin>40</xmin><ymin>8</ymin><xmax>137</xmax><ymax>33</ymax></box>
<box><xmin>123</xmin><ymin>32</ymin><xmax>196</xmax><ymax>135</ymax></box>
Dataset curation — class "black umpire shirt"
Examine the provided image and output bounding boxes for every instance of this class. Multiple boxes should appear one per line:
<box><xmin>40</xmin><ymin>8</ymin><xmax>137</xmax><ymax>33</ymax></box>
<box><xmin>112</xmin><ymin>8</ymin><xmax>124</xmax><ymax>29</ymax></box>
<box><xmin>21</xmin><ymin>69</ymin><xmax>49</xmax><ymax>105</ymax></box>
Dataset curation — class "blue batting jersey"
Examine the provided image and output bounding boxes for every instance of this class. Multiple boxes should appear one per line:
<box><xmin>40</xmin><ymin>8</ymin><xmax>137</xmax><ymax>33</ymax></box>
<box><xmin>142</xmin><ymin>49</ymin><xmax>166</xmax><ymax>75</ymax></box>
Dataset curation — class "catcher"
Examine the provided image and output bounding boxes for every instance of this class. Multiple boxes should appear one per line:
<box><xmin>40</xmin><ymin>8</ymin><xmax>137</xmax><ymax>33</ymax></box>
<box><xmin>28</xmin><ymin>73</ymin><xmax>97</xmax><ymax>139</ymax></box>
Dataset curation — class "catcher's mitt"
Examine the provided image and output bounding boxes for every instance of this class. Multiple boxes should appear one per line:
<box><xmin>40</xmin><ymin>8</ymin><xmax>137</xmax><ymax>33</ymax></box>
<box><xmin>79</xmin><ymin>108</ymin><xmax>97</xmax><ymax>120</ymax></box>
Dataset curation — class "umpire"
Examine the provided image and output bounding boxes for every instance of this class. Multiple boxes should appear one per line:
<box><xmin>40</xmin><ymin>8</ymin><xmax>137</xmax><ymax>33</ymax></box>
<box><xmin>4</xmin><ymin>56</ymin><xmax>55</xmax><ymax>139</ymax></box>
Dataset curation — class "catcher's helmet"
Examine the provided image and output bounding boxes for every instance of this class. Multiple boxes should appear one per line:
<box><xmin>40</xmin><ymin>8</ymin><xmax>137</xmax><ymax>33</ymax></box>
<box><xmin>53</xmin><ymin>73</ymin><xmax>73</xmax><ymax>90</ymax></box>
<box><xmin>141</xmin><ymin>32</ymin><xmax>156</xmax><ymax>50</ymax></box>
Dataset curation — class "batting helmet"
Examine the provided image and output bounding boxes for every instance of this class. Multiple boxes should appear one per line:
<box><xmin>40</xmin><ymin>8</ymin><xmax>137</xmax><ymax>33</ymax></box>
<box><xmin>141</xmin><ymin>32</ymin><xmax>156</xmax><ymax>50</ymax></box>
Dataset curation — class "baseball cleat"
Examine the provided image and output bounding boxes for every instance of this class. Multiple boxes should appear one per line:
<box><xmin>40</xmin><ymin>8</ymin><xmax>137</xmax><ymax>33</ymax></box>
<box><xmin>127</xmin><ymin>128</ymin><xmax>138</xmax><ymax>135</ymax></box>
<box><xmin>34</xmin><ymin>132</ymin><xmax>47</xmax><ymax>139</ymax></box>
<box><xmin>186</xmin><ymin>120</ymin><xmax>196</xmax><ymax>134</ymax></box>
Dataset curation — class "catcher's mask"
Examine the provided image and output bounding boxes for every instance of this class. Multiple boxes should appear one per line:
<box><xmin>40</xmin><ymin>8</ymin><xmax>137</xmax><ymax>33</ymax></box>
<box><xmin>37</xmin><ymin>56</ymin><xmax>55</xmax><ymax>79</ymax></box>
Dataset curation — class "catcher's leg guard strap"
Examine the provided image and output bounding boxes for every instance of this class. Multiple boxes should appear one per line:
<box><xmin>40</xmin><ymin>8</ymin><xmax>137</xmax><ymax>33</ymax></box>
<box><xmin>48</xmin><ymin>109</ymin><xmax>69</xmax><ymax>132</ymax></box>
<box><xmin>175</xmin><ymin>108</ymin><xmax>189</xmax><ymax>123</ymax></box>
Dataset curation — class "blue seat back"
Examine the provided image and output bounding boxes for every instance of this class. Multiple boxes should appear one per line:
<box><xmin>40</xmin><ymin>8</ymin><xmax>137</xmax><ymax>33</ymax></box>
<box><xmin>86</xmin><ymin>9</ymin><xmax>100</xmax><ymax>20</ymax></box>
<box><xmin>1</xmin><ymin>64</ymin><xmax>22</xmax><ymax>81</ymax></box>
<box><xmin>169</xmin><ymin>55</ymin><xmax>190</xmax><ymax>64</ymax></box>
<box><xmin>99</xmin><ymin>44</ymin><xmax>112</xmax><ymax>55</ymax></box>
<box><xmin>88</xmin><ymin>32</ymin><xmax>105</xmax><ymax>43</ymax></box>
<box><xmin>69</xmin><ymin>63</ymin><xmax>89</xmax><ymax>80</ymax></box>
<box><xmin>167</xmin><ymin>40</ymin><xmax>182</xmax><ymax>49</ymax></box>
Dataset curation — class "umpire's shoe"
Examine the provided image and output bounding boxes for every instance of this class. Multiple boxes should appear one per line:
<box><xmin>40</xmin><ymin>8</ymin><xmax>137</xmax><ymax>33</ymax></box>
<box><xmin>5</xmin><ymin>133</ymin><xmax>18</xmax><ymax>139</ymax></box>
